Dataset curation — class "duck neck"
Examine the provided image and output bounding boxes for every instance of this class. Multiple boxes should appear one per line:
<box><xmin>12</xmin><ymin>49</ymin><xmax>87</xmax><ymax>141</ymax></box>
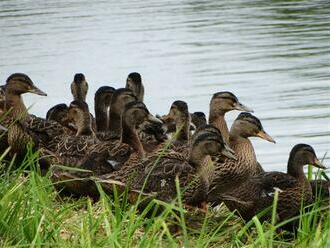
<box><xmin>188</xmin><ymin>146</ymin><xmax>205</xmax><ymax>171</ymax></box>
<box><xmin>4</xmin><ymin>91</ymin><xmax>28</xmax><ymax>121</ymax></box>
<box><xmin>109</xmin><ymin>109</ymin><xmax>122</xmax><ymax>138</ymax></box>
<box><xmin>175</xmin><ymin>119</ymin><xmax>190</xmax><ymax>142</ymax></box>
<box><xmin>72</xmin><ymin>83</ymin><xmax>87</xmax><ymax>102</ymax></box>
<box><xmin>287</xmin><ymin>156</ymin><xmax>308</xmax><ymax>183</ymax></box>
<box><xmin>121</xmin><ymin>120</ymin><xmax>145</xmax><ymax>158</ymax></box>
<box><xmin>229</xmin><ymin>132</ymin><xmax>258</xmax><ymax>174</ymax></box>
<box><xmin>209</xmin><ymin>112</ymin><xmax>229</xmax><ymax>144</ymax></box>
<box><xmin>95</xmin><ymin>99</ymin><xmax>108</xmax><ymax>132</ymax></box>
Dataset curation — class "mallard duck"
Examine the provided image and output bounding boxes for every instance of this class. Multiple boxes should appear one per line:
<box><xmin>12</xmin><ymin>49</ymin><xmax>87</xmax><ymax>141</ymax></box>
<box><xmin>191</xmin><ymin>112</ymin><xmax>207</xmax><ymax>129</ymax></box>
<box><xmin>125</xmin><ymin>72</ymin><xmax>144</xmax><ymax>102</ymax></box>
<box><xmin>208</xmin><ymin>112</ymin><xmax>275</xmax><ymax>204</ymax></box>
<box><xmin>51</xmin><ymin>100</ymin><xmax>162</xmax><ymax>195</ymax></box>
<box><xmin>99</xmin><ymin>127</ymin><xmax>237</xmax><ymax>209</ymax></box>
<box><xmin>45</xmin><ymin>103</ymin><xmax>76</xmax><ymax>132</ymax></box>
<box><xmin>108</xmin><ymin>88</ymin><xmax>138</xmax><ymax>139</ymax></box>
<box><xmin>159</xmin><ymin>100</ymin><xmax>191</xmax><ymax>147</ymax></box>
<box><xmin>94</xmin><ymin>86</ymin><xmax>115</xmax><ymax>132</ymax></box>
<box><xmin>209</xmin><ymin>91</ymin><xmax>253</xmax><ymax>144</ymax></box>
<box><xmin>220</xmin><ymin>144</ymin><xmax>326</xmax><ymax>223</ymax></box>
<box><xmin>1</xmin><ymin>73</ymin><xmax>49</xmax><ymax>159</ymax></box>
<box><xmin>71</xmin><ymin>73</ymin><xmax>88</xmax><ymax>102</ymax></box>
<box><xmin>50</xmin><ymin>99</ymin><xmax>161</xmax><ymax>175</ymax></box>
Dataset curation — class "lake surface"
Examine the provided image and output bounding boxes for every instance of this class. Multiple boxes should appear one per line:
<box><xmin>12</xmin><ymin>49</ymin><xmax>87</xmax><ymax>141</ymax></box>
<box><xmin>0</xmin><ymin>0</ymin><xmax>329</xmax><ymax>172</ymax></box>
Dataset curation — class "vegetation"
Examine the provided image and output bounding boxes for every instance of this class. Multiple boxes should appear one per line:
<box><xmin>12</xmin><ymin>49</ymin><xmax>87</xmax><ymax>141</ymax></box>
<box><xmin>0</xmin><ymin>148</ymin><xmax>329</xmax><ymax>247</ymax></box>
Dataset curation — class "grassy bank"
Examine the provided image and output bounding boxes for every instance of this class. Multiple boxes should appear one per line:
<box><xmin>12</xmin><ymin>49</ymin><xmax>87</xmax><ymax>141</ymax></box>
<box><xmin>0</xmin><ymin>150</ymin><xmax>329</xmax><ymax>247</ymax></box>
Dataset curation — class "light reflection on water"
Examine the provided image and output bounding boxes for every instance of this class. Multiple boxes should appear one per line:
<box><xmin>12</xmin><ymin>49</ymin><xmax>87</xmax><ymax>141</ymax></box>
<box><xmin>0</xmin><ymin>0</ymin><xmax>329</xmax><ymax>171</ymax></box>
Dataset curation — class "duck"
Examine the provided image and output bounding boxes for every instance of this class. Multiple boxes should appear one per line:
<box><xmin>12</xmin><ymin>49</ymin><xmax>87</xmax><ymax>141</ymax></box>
<box><xmin>107</xmin><ymin>88</ymin><xmax>138</xmax><ymax>139</ymax></box>
<box><xmin>51</xmin><ymin>100</ymin><xmax>162</xmax><ymax>195</ymax></box>
<box><xmin>125</xmin><ymin>72</ymin><xmax>144</xmax><ymax>102</ymax></box>
<box><xmin>209</xmin><ymin>91</ymin><xmax>253</xmax><ymax>144</ymax></box>
<box><xmin>1</xmin><ymin>73</ymin><xmax>50</xmax><ymax>160</ymax></box>
<box><xmin>50</xmin><ymin>99</ymin><xmax>161</xmax><ymax>175</ymax></box>
<box><xmin>191</xmin><ymin>111</ymin><xmax>207</xmax><ymax>129</ymax></box>
<box><xmin>125</xmin><ymin>73</ymin><xmax>167</xmax><ymax>152</ymax></box>
<box><xmin>219</xmin><ymin>144</ymin><xmax>326</xmax><ymax>223</ymax></box>
<box><xmin>94</xmin><ymin>86</ymin><xmax>115</xmax><ymax>132</ymax></box>
<box><xmin>207</xmin><ymin>112</ymin><xmax>275</xmax><ymax>205</ymax></box>
<box><xmin>45</xmin><ymin>103</ymin><xmax>76</xmax><ymax>132</ymax></box>
<box><xmin>98</xmin><ymin>126</ymin><xmax>237</xmax><ymax>209</ymax></box>
<box><xmin>71</xmin><ymin>73</ymin><xmax>88</xmax><ymax>102</ymax></box>
<box><xmin>159</xmin><ymin>100</ymin><xmax>191</xmax><ymax>148</ymax></box>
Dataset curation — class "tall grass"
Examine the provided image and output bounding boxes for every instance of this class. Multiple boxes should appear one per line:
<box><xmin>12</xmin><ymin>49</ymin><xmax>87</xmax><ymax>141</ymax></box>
<box><xmin>0</xmin><ymin>149</ymin><xmax>329</xmax><ymax>247</ymax></box>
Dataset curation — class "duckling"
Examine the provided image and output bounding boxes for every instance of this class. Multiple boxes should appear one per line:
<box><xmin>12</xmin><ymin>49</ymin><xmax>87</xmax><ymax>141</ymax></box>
<box><xmin>125</xmin><ymin>72</ymin><xmax>144</xmax><ymax>102</ymax></box>
<box><xmin>191</xmin><ymin>111</ymin><xmax>207</xmax><ymax>129</ymax></box>
<box><xmin>94</xmin><ymin>86</ymin><xmax>115</xmax><ymax>132</ymax></box>
<box><xmin>71</xmin><ymin>73</ymin><xmax>88</xmax><ymax>102</ymax></box>
<box><xmin>220</xmin><ymin>144</ymin><xmax>326</xmax><ymax>223</ymax></box>
<box><xmin>208</xmin><ymin>112</ymin><xmax>275</xmax><ymax>205</ymax></box>
<box><xmin>209</xmin><ymin>92</ymin><xmax>253</xmax><ymax>144</ymax></box>
<box><xmin>99</xmin><ymin>127</ymin><xmax>237</xmax><ymax>209</ymax></box>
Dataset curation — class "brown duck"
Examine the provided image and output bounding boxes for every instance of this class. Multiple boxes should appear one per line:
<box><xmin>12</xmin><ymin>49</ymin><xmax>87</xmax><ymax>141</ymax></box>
<box><xmin>71</xmin><ymin>73</ymin><xmax>88</xmax><ymax>102</ymax></box>
<box><xmin>209</xmin><ymin>91</ymin><xmax>253</xmax><ymax>144</ymax></box>
<box><xmin>98</xmin><ymin>127</ymin><xmax>237</xmax><ymax>209</ymax></box>
<box><xmin>220</xmin><ymin>144</ymin><xmax>326</xmax><ymax>222</ymax></box>
<box><xmin>208</xmin><ymin>112</ymin><xmax>275</xmax><ymax>205</ymax></box>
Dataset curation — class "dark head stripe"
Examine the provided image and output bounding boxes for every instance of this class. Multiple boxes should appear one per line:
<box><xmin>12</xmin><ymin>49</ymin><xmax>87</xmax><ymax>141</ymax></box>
<box><xmin>236</xmin><ymin>112</ymin><xmax>263</xmax><ymax>130</ymax></box>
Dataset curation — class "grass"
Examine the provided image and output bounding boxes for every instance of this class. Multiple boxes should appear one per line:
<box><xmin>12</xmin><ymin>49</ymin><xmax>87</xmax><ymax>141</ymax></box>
<box><xmin>0</xmin><ymin>148</ymin><xmax>329</xmax><ymax>247</ymax></box>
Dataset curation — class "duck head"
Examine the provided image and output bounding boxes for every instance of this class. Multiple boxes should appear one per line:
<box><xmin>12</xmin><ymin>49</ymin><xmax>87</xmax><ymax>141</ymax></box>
<box><xmin>191</xmin><ymin>111</ymin><xmax>207</xmax><ymax>129</ymax></box>
<box><xmin>5</xmin><ymin>73</ymin><xmax>47</xmax><ymax>96</ymax></box>
<box><xmin>189</xmin><ymin>129</ymin><xmax>237</xmax><ymax>169</ymax></box>
<box><xmin>162</xmin><ymin>100</ymin><xmax>190</xmax><ymax>141</ymax></box>
<box><xmin>230</xmin><ymin>112</ymin><xmax>275</xmax><ymax>143</ymax></box>
<box><xmin>288</xmin><ymin>144</ymin><xmax>326</xmax><ymax>177</ymax></box>
<box><xmin>121</xmin><ymin>100</ymin><xmax>160</xmax><ymax>157</ymax></box>
<box><xmin>68</xmin><ymin>100</ymin><xmax>93</xmax><ymax>136</ymax></box>
<box><xmin>71</xmin><ymin>73</ymin><xmax>88</xmax><ymax>102</ymax></box>
<box><xmin>209</xmin><ymin>91</ymin><xmax>253</xmax><ymax>117</ymax></box>
<box><xmin>126</xmin><ymin>72</ymin><xmax>144</xmax><ymax>102</ymax></box>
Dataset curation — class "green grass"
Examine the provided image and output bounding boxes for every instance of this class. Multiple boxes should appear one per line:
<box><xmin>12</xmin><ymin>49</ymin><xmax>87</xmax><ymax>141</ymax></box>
<box><xmin>0</xmin><ymin>150</ymin><xmax>329</xmax><ymax>247</ymax></box>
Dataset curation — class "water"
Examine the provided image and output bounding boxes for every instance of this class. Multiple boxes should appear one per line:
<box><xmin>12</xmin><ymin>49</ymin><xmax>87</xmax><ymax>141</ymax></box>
<box><xmin>1</xmin><ymin>0</ymin><xmax>329</xmax><ymax>172</ymax></box>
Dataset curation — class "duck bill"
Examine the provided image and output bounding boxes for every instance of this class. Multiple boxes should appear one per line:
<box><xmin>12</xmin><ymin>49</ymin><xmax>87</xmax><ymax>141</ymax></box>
<box><xmin>312</xmin><ymin>158</ymin><xmax>326</xmax><ymax>169</ymax></box>
<box><xmin>234</xmin><ymin>102</ymin><xmax>253</xmax><ymax>113</ymax></box>
<box><xmin>147</xmin><ymin>114</ymin><xmax>163</xmax><ymax>124</ymax></box>
<box><xmin>29</xmin><ymin>85</ymin><xmax>47</xmax><ymax>96</ymax></box>
<box><xmin>256</xmin><ymin>130</ymin><xmax>276</xmax><ymax>143</ymax></box>
<box><xmin>0</xmin><ymin>124</ymin><xmax>7</xmax><ymax>132</ymax></box>
<box><xmin>222</xmin><ymin>145</ymin><xmax>237</xmax><ymax>160</ymax></box>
